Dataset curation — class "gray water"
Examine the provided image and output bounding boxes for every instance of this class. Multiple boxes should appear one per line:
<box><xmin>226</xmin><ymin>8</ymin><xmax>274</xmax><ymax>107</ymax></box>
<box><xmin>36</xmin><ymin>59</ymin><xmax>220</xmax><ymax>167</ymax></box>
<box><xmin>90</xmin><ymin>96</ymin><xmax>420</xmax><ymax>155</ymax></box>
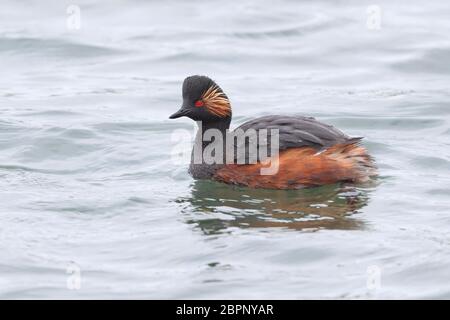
<box><xmin>1</xmin><ymin>0</ymin><xmax>449</xmax><ymax>299</ymax></box>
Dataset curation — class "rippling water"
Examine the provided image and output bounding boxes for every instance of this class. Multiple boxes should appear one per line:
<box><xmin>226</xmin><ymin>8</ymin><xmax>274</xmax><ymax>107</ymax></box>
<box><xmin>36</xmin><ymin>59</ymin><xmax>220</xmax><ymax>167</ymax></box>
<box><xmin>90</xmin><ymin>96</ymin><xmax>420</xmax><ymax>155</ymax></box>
<box><xmin>1</xmin><ymin>0</ymin><xmax>449</xmax><ymax>299</ymax></box>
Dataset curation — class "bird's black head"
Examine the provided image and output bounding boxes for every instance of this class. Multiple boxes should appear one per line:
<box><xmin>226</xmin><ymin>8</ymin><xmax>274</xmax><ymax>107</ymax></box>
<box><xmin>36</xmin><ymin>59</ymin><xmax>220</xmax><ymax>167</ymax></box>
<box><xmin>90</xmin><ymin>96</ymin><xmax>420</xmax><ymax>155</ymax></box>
<box><xmin>169</xmin><ymin>75</ymin><xmax>231</xmax><ymax>122</ymax></box>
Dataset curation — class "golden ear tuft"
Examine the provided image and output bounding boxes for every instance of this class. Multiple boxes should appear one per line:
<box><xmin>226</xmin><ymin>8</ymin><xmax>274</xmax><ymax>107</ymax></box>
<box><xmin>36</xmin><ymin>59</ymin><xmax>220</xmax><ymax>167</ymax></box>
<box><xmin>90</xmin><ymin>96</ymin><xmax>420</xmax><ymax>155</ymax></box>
<box><xmin>201</xmin><ymin>85</ymin><xmax>231</xmax><ymax>117</ymax></box>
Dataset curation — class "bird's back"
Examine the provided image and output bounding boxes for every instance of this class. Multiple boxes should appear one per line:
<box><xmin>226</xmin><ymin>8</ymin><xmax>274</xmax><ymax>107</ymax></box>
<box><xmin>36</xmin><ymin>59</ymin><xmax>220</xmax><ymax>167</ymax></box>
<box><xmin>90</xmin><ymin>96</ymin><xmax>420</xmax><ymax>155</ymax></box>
<box><xmin>214</xmin><ymin>115</ymin><xmax>376</xmax><ymax>189</ymax></box>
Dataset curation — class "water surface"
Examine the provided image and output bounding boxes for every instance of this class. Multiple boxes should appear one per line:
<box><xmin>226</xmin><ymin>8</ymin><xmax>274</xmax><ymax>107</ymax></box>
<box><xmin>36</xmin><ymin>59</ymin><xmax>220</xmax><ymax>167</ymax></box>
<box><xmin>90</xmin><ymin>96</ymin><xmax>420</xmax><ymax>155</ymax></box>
<box><xmin>1</xmin><ymin>0</ymin><xmax>450</xmax><ymax>299</ymax></box>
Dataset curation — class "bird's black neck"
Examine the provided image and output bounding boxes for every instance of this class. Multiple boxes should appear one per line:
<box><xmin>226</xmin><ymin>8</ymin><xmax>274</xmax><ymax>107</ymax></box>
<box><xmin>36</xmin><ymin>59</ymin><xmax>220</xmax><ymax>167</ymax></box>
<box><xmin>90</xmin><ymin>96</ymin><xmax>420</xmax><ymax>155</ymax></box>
<box><xmin>189</xmin><ymin>117</ymin><xmax>231</xmax><ymax>179</ymax></box>
<box><xmin>200</xmin><ymin>117</ymin><xmax>231</xmax><ymax>135</ymax></box>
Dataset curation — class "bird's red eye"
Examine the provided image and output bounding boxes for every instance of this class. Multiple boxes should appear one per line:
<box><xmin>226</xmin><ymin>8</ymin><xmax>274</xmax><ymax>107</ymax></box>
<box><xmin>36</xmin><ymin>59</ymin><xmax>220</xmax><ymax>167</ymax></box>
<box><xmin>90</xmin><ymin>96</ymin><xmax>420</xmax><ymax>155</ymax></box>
<box><xmin>194</xmin><ymin>100</ymin><xmax>204</xmax><ymax>107</ymax></box>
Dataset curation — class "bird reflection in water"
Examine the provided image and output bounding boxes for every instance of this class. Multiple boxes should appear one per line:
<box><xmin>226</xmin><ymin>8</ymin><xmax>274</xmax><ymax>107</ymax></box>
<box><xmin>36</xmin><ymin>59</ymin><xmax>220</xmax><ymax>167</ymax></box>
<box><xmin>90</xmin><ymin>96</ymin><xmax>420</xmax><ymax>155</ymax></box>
<box><xmin>176</xmin><ymin>180</ymin><xmax>373</xmax><ymax>235</ymax></box>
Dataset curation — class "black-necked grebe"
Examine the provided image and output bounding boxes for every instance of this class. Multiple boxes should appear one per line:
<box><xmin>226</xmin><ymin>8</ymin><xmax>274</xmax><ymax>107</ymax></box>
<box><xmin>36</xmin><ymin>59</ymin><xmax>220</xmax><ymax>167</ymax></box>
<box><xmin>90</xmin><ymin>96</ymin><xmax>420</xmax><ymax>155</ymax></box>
<box><xmin>169</xmin><ymin>75</ymin><xmax>376</xmax><ymax>189</ymax></box>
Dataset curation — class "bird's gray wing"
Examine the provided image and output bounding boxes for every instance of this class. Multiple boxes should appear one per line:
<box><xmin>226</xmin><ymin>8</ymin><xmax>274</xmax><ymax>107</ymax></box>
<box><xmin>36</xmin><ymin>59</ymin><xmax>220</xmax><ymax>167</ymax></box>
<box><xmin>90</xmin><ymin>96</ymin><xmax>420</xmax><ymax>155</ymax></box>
<box><xmin>230</xmin><ymin>115</ymin><xmax>360</xmax><ymax>163</ymax></box>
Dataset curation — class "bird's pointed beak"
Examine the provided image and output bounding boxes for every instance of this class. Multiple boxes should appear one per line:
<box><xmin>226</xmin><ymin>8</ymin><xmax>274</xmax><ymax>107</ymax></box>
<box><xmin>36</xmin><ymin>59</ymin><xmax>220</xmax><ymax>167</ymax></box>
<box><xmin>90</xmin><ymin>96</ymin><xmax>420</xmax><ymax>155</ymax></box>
<box><xmin>169</xmin><ymin>107</ymin><xmax>190</xmax><ymax>119</ymax></box>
